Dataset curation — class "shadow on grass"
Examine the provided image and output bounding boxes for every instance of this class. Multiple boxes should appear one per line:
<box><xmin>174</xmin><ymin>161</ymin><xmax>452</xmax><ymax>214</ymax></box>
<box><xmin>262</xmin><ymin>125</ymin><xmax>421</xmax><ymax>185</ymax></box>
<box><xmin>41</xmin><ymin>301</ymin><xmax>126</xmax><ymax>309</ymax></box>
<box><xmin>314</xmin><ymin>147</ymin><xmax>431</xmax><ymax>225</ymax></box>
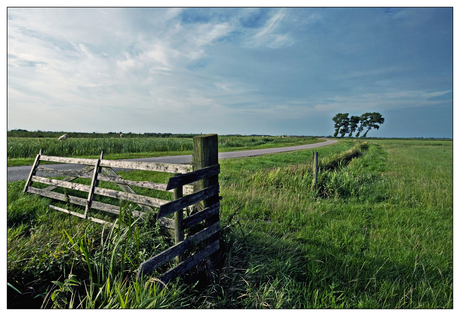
<box><xmin>200</xmin><ymin>221</ymin><xmax>452</xmax><ymax>309</ymax></box>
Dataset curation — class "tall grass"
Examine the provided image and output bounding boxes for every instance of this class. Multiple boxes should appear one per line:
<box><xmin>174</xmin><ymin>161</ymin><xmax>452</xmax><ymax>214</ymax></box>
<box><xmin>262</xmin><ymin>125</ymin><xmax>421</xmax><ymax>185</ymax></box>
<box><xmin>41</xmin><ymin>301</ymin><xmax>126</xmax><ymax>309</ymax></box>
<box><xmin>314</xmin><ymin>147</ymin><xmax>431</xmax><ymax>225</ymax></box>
<box><xmin>7</xmin><ymin>197</ymin><xmax>191</xmax><ymax>308</ymax></box>
<box><xmin>210</xmin><ymin>139</ymin><xmax>452</xmax><ymax>308</ymax></box>
<box><xmin>7</xmin><ymin>137</ymin><xmax>194</xmax><ymax>158</ymax></box>
<box><xmin>247</xmin><ymin>141</ymin><xmax>373</xmax><ymax>199</ymax></box>
<box><xmin>7</xmin><ymin>135</ymin><xmax>321</xmax><ymax>160</ymax></box>
<box><xmin>7</xmin><ymin>138</ymin><xmax>452</xmax><ymax>308</ymax></box>
<box><xmin>42</xmin><ymin>211</ymin><xmax>192</xmax><ymax>309</ymax></box>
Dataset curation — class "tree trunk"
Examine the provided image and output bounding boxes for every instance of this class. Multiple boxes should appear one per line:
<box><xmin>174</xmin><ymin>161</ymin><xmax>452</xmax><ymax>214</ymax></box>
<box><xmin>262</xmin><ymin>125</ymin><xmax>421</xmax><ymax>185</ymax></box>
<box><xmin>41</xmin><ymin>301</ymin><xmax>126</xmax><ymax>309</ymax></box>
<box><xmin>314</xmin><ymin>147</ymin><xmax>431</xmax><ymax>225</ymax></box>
<box><xmin>362</xmin><ymin>128</ymin><xmax>371</xmax><ymax>138</ymax></box>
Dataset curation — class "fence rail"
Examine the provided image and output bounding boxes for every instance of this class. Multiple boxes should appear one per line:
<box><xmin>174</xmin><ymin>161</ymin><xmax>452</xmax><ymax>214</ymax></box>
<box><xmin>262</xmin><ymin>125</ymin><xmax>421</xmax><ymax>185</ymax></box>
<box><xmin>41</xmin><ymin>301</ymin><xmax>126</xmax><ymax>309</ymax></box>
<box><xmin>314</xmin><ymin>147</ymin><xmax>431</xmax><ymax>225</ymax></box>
<box><xmin>23</xmin><ymin>134</ymin><xmax>221</xmax><ymax>285</ymax></box>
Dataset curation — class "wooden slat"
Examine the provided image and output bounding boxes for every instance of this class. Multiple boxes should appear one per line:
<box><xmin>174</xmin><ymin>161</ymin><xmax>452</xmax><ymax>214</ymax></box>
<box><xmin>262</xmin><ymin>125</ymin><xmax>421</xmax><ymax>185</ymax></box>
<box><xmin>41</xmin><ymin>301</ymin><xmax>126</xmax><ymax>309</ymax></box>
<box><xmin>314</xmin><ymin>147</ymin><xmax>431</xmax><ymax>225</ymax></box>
<box><xmin>93</xmin><ymin>186</ymin><xmax>168</xmax><ymax>208</ymax></box>
<box><xmin>89</xmin><ymin>200</ymin><xmax>122</xmax><ymax>215</ymax></box>
<box><xmin>27</xmin><ymin>186</ymin><xmax>85</xmax><ymax>205</ymax></box>
<box><xmin>85</xmin><ymin>152</ymin><xmax>103</xmax><ymax>217</ymax></box>
<box><xmin>160</xmin><ymin>240</ymin><xmax>220</xmax><ymax>284</ymax></box>
<box><xmin>157</xmin><ymin>217</ymin><xmax>175</xmax><ymax>229</ymax></box>
<box><xmin>38</xmin><ymin>166</ymin><xmax>95</xmax><ymax>192</ymax></box>
<box><xmin>166</xmin><ymin>164</ymin><xmax>220</xmax><ymax>190</ymax></box>
<box><xmin>157</xmin><ymin>185</ymin><xmax>219</xmax><ymax>219</ymax></box>
<box><xmin>96</xmin><ymin>173</ymin><xmax>169</xmax><ymax>191</ymax></box>
<box><xmin>181</xmin><ymin>202</ymin><xmax>220</xmax><ymax>230</ymax></box>
<box><xmin>36</xmin><ymin>166</ymin><xmax>189</xmax><ymax>193</ymax></box>
<box><xmin>40</xmin><ymin>155</ymin><xmax>97</xmax><ymax>166</ymax></box>
<box><xmin>26</xmin><ymin>186</ymin><xmax>121</xmax><ymax>215</ymax></box>
<box><xmin>38</xmin><ymin>155</ymin><xmax>192</xmax><ymax>173</ymax></box>
<box><xmin>137</xmin><ymin>221</ymin><xmax>220</xmax><ymax>278</ymax></box>
<box><xmin>48</xmin><ymin>205</ymin><xmax>111</xmax><ymax>225</ymax></box>
<box><xmin>36</xmin><ymin>166</ymin><xmax>94</xmax><ymax>179</ymax></box>
<box><xmin>34</xmin><ymin>160</ymin><xmax>190</xmax><ymax>193</ymax></box>
<box><xmin>102</xmin><ymin>167</ymin><xmax>156</xmax><ymax>215</ymax></box>
<box><xmin>31</xmin><ymin>175</ymin><xmax>91</xmax><ymax>192</ymax></box>
<box><xmin>23</xmin><ymin>150</ymin><xmax>42</xmax><ymax>193</ymax></box>
<box><xmin>99</xmin><ymin>159</ymin><xmax>192</xmax><ymax>174</ymax></box>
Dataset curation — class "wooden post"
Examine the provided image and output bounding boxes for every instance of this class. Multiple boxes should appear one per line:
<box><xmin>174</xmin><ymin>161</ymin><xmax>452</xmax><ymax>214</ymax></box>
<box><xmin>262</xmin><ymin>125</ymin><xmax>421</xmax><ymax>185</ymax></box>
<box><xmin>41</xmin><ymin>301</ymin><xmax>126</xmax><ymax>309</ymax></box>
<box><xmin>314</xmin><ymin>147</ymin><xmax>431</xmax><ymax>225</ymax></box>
<box><xmin>192</xmin><ymin>134</ymin><xmax>220</xmax><ymax>238</ymax></box>
<box><xmin>174</xmin><ymin>173</ymin><xmax>184</xmax><ymax>263</ymax></box>
<box><xmin>312</xmin><ymin>151</ymin><xmax>318</xmax><ymax>190</ymax></box>
<box><xmin>23</xmin><ymin>148</ymin><xmax>42</xmax><ymax>193</ymax></box>
<box><xmin>85</xmin><ymin>151</ymin><xmax>103</xmax><ymax>219</ymax></box>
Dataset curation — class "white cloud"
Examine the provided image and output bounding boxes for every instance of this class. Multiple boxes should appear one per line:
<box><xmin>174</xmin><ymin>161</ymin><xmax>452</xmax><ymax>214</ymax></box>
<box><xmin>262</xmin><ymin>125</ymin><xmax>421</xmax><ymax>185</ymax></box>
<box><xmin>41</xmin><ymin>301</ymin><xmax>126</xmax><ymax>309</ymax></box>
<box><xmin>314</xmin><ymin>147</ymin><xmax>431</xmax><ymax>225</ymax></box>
<box><xmin>244</xmin><ymin>9</ymin><xmax>294</xmax><ymax>49</ymax></box>
<box><xmin>421</xmin><ymin>90</ymin><xmax>452</xmax><ymax>99</ymax></box>
<box><xmin>193</xmin><ymin>23</ymin><xmax>231</xmax><ymax>48</ymax></box>
<box><xmin>308</xmin><ymin>87</ymin><xmax>452</xmax><ymax>116</ymax></box>
<box><xmin>6</xmin><ymin>8</ymin><xmax>452</xmax><ymax>137</ymax></box>
<box><xmin>336</xmin><ymin>65</ymin><xmax>406</xmax><ymax>80</ymax></box>
<box><xmin>253</xmin><ymin>10</ymin><xmax>284</xmax><ymax>39</ymax></box>
<box><xmin>145</xmin><ymin>44</ymin><xmax>175</xmax><ymax>66</ymax></box>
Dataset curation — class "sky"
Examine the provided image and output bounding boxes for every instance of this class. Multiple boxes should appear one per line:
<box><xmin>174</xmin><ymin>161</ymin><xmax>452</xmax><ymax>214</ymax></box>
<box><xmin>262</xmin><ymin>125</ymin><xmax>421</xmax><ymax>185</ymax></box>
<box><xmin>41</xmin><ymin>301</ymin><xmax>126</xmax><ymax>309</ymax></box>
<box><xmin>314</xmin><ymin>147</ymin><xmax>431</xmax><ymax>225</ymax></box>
<box><xmin>7</xmin><ymin>6</ymin><xmax>453</xmax><ymax>138</ymax></box>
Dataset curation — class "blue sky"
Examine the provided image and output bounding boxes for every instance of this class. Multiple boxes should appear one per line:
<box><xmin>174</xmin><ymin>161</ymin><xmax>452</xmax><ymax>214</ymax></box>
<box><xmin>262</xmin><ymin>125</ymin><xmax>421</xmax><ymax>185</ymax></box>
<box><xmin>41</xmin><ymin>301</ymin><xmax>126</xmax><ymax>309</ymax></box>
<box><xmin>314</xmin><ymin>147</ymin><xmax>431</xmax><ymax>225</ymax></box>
<box><xmin>7</xmin><ymin>7</ymin><xmax>453</xmax><ymax>138</ymax></box>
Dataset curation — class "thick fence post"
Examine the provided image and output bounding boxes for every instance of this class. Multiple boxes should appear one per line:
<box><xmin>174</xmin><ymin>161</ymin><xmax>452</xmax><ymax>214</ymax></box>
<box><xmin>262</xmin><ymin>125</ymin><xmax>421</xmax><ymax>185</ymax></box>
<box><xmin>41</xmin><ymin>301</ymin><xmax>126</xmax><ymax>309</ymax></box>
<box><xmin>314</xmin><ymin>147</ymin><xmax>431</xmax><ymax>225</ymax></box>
<box><xmin>192</xmin><ymin>134</ymin><xmax>220</xmax><ymax>240</ymax></box>
<box><xmin>312</xmin><ymin>151</ymin><xmax>318</xmax><ymax>191</ymax></box>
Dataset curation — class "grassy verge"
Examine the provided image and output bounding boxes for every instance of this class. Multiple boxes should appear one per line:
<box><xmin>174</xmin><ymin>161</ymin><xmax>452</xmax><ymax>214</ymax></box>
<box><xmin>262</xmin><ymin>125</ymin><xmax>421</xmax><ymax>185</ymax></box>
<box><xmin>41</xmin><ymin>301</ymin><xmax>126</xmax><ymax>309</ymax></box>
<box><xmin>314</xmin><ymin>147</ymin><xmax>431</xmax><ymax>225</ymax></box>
<box><xmin>7</xmin><ymin>139</ymin><xmax>452</xmax><ymax>308</ymax></box>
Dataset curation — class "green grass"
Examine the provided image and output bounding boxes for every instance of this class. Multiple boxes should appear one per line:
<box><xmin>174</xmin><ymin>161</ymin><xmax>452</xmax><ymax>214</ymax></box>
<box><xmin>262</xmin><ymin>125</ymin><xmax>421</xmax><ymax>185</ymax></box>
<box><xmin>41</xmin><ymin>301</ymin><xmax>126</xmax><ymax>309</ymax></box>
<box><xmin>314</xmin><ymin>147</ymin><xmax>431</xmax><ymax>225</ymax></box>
<box><xmin>7</xmin><ymin>138</ymin><xmax>452</xmax><ymax>308</ymax></box>
<box><xmin>209</xmin><ymin>139</ymin><xmax>452</xmax><ymax>308</ymax></box>
<box><xmin>7</xmin><ymin>195</ymin><xmax>184</xmax><ymax>308</ymax></box>
<box><xmin>7</xmin><ymin>137</ymin><xmax>194</xmax><ymax>160</ymax></box>
<box><xmin>7</xmin><ymin>135</ymin><xmax>322</xmax><ymax>166</ymax></box>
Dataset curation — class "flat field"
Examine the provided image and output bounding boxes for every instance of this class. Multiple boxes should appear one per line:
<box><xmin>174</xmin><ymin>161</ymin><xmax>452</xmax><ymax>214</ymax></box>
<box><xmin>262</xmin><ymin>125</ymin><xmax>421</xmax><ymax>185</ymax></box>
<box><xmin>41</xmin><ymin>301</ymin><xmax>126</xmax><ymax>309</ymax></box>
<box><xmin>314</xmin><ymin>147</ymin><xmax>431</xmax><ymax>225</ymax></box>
<box><xmin>7</xmin><ymin>134</ymin><xmax>321</xmax><ymax>166</ymax></box>
<box><xmin>7</xmin><ymin>138</ymin><xmax>453</xmax><ymax>308</ymax></box>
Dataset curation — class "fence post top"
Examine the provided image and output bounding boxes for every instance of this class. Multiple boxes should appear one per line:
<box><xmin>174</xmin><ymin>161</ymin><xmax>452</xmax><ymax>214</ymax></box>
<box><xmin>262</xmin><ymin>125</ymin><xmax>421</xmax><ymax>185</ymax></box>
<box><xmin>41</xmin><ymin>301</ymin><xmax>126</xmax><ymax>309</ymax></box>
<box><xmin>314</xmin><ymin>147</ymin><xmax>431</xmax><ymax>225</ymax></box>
<box><xmin>193</xmin><ymin>133</ymin><xmax>217</xmax><ymax>140</ymax></box>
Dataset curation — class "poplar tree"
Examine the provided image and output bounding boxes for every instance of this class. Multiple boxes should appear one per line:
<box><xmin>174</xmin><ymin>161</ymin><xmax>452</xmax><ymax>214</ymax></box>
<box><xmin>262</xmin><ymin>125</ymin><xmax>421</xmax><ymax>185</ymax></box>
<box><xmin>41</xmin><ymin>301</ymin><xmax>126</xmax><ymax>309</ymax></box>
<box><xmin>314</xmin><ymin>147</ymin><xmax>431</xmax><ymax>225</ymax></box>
<box><xmin>332</xmin><ymin>113</ymin><xmax>349</xmax><ymax>138</ymax></box>
<box><xmin>348</xmin><ymin>115</ymin><xmax>361</xmax><ymax>137</ymax></box>
<box><xmin>360</xmin><ymin>112</ymin><xmax>385</xmax><ymax>137</ymax></box>
<box><xmin>332</xmin><ymin>112</ymin><xmax>384</xmax><ymax>138</ymax></box>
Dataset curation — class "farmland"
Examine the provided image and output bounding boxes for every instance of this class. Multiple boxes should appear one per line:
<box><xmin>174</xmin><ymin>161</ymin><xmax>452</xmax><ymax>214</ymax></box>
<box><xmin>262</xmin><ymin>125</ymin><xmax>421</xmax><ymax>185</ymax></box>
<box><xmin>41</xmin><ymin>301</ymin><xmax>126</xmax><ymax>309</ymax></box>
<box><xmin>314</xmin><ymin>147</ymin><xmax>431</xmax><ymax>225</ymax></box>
<box><xmin>7</xmin><ymin>133</ymin><xmax>322</xmax><ymax>167</ymax></box>
<box><xmin>7</xmin><ymin>137</ymin><xmax>453</xmax><ymax>308</ymax></box>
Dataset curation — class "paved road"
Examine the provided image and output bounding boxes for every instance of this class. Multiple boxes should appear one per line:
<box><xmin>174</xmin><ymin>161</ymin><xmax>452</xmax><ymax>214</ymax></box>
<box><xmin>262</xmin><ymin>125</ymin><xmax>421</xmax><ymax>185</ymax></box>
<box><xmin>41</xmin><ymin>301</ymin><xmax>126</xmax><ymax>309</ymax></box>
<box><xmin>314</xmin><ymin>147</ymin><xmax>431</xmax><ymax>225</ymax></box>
<box><xmin>7</xmin><ymin>138</ymin><xmax>337</xmax><ymax>182</ymax></box>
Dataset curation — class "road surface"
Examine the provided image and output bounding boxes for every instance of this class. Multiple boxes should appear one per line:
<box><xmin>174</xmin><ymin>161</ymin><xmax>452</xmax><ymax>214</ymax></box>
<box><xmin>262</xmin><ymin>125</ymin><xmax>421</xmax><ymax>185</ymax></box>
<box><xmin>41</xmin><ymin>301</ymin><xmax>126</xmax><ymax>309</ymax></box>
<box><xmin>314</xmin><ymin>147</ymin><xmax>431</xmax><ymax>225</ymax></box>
<box><xmin>7</xmin><ymin>138</ymin><xmax>337</xmax><ymax>182</ymax></box>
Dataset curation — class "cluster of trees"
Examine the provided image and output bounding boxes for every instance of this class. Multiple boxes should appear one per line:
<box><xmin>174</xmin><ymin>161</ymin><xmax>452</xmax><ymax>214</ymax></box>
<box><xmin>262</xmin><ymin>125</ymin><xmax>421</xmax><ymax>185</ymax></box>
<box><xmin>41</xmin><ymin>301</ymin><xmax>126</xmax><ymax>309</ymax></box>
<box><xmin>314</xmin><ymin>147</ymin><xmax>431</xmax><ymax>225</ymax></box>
<box><xmin>332</xmin><ymin>112</ymin><xmax>385</xmax><ymax>138</ymax></box>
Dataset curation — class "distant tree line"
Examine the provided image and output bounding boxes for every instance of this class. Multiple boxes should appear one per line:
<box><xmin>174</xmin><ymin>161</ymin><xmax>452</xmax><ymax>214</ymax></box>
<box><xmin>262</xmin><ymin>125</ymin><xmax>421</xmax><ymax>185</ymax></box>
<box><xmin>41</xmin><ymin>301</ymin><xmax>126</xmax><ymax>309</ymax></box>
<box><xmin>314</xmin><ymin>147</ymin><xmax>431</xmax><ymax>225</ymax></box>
<box><xmin>7</xmin><ymin>129</ymin><xmax>202</xmax><ymax>139</ymax></box>
<box><xmin>332</xmin><ymin>112</ymin><xmax>384</xmax><ymax>138</ymax></box>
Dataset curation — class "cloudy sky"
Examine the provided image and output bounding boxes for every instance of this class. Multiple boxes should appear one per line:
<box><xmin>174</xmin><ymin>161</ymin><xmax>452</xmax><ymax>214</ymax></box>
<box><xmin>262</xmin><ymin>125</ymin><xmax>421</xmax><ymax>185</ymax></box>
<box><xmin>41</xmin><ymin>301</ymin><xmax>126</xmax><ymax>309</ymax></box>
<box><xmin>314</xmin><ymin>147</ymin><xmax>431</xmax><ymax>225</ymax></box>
<box><xmin>7</xmin><ymin>7</ymin><xmax>453</xmax><ymax>138</ymax></box>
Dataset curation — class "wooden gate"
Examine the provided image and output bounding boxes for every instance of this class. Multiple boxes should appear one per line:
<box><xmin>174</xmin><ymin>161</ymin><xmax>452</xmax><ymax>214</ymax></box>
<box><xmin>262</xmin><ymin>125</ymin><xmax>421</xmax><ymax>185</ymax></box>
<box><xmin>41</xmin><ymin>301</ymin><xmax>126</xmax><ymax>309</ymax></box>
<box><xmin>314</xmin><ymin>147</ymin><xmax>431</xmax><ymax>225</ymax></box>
<box><xmin>23</xmin><ymin>134</ymin><xmax>221</xmax><ymax>284</ymax></box>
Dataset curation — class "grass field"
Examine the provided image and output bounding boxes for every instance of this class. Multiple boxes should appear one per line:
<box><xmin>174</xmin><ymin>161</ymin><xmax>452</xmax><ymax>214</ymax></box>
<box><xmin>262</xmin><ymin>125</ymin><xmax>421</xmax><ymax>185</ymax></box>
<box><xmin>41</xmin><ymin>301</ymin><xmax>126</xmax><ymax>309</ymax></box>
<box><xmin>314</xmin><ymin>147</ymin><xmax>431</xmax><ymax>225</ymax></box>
<box><xmin>7</xmin><ymin>138</ymin><xmax>453</xmax><ymax>308</ymax></box>
<box><xmin>7</xmin><ymin>135</ymin><xmax>322</xmax><ymax>166</ymax></box>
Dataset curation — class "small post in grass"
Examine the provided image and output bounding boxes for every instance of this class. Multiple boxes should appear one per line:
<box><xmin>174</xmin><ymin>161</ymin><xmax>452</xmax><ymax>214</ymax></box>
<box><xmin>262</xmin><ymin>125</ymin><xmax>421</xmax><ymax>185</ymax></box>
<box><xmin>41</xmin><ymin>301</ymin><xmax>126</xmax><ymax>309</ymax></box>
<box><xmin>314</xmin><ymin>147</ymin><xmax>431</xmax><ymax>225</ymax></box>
<box><xmin>312</xmin><ymin>151</ymin><xmax>318</xmax><ymax>191</ymax></box>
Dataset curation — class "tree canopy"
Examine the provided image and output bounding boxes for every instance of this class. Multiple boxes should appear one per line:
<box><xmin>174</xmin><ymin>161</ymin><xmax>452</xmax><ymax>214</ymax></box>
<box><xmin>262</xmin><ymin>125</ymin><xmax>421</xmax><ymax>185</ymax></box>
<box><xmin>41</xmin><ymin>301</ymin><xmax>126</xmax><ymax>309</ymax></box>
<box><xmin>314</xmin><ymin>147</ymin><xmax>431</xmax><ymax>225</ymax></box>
<box><xmin>332</xmin><ymin>112</ymin><xmax>385</xmax><ymax>138</ymax></box>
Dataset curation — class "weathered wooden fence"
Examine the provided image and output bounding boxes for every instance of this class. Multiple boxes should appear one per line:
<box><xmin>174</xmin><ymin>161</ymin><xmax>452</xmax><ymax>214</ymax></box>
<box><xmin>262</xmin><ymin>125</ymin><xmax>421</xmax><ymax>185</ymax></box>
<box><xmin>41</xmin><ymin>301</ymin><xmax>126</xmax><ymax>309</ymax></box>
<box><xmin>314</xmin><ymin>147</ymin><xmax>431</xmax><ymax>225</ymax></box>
<box><xmin>23</xmin><ymin>134</ymin><xmax>221</xmax><ymax>284</ymax></box>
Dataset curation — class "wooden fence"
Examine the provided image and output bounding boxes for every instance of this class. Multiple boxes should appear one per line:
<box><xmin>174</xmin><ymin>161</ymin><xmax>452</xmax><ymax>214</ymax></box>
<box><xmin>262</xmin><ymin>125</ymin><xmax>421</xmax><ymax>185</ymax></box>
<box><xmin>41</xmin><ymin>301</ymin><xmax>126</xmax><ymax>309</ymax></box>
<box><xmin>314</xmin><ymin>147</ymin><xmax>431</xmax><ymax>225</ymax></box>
<box><xmin>23</xmin><ymin>134</ymin><xmax>221</xmax><ymax>284</ymax></box>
